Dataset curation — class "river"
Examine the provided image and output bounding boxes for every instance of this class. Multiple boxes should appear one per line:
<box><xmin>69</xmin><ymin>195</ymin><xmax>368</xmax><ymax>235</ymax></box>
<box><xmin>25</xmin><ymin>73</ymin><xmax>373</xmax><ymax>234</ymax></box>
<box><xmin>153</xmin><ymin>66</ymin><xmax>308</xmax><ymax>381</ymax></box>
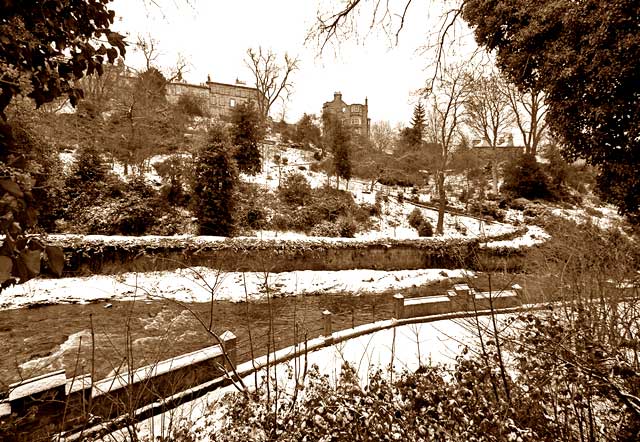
<box><xmin>0</xmin><ymin>290</ymin><xmax>399</xmax><ymax>395</ymax></box>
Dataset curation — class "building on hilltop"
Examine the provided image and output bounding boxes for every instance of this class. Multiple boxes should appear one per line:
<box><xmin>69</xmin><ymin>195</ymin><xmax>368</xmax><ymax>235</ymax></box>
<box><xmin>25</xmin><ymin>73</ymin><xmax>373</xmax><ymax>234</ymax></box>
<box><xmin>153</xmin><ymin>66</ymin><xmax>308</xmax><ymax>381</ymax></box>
<box><xmin>322</xmin><ymin>92</ymin><xmax>370</xmax><ymax>138</ymax></box>
<box><xmin>472</xmin><ymin>133</ymin><xmax>524</xmax><ymax>153</ymax></box>
<box><xmin>166</xmin><ymin>76</ymin><xmax>261</xmax><ymax>119</ymax></box>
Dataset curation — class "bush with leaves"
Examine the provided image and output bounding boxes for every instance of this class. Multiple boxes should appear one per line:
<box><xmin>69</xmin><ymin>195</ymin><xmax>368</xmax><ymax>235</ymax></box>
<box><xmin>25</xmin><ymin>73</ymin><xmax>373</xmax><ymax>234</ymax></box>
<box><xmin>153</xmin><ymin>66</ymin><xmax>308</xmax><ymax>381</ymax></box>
<box><xmin>501</xmin><ymin>153</ymin><xmax>551</xmax><ymax>200</ymax></box>
<box><xmin>192</xmin><ymin>125</ymin><xmax>238</xmax><ymax>236</ymax></box>
<box><xmin>234</xmin><ymin>181</ymin><xmax>275</xmax><ymax>233</ymax></box>
<box><xmin>277</xmin><ymin>172</ymin><xmax>312</xmax><ymax>207</ymax></box>
<box><xmin>468</xmin><ymin>200</ymin><xmax>507</xmax><ymax>222</ymax></box>
<box><xmin>154</xmin><ymin>155</ymin><xmax>190</xmax><ymax>206</ymax></box>
<box><xmin>175</xmin><ymin>94</ymin><xmax>207</xmax><ymax>117</ymax></box>
<box><xmin>309</xmin><ymin>220</ymin><xmax>341</xmax><ymax>237</ymax></box>
<box><xmin>407</xmin><ymin>207</ymin><xmax>434</xmax><ymax>237</ymax></box>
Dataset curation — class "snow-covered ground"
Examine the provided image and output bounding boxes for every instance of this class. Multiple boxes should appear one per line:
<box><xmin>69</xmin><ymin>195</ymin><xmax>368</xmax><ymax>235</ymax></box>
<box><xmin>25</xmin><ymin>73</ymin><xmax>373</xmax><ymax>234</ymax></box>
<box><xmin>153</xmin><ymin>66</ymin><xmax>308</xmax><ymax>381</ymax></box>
<box><xmin>484</xmin><ymin>225</ymin><xmax>550</xmax><ymax>249</ymax></box>
<box><xmin>551</xmin><ymin>206</ymin><xmax>624</xmax><ymax>230</ymax></box>
<box><xmin>0</xmin><ymin>268</ymin><xmax>472</xmax><ymax>310</ymax></box>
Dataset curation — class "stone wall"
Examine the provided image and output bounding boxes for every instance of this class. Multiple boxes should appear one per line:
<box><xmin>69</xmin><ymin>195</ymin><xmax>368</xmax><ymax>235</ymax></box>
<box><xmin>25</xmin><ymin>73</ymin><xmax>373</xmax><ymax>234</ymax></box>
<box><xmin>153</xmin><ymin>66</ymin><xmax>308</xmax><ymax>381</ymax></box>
<box><xmin>394</xmin><ymin>283</ymin><xmax>523</xmax><ymax>319</ymax></box>
<box><xmin>0</xmin><ymin>333</ymin><xmax>236</xmax><ymax>440</ymax></box>
<box><xmin>48</xmin><ymin>235</ymin><xmax>530</xmax><ymax>276</ymax></box>
<box><xmin>51</xmin><ymin>236</ymin><xmax>509</xmax><ymax>276</ymax></box>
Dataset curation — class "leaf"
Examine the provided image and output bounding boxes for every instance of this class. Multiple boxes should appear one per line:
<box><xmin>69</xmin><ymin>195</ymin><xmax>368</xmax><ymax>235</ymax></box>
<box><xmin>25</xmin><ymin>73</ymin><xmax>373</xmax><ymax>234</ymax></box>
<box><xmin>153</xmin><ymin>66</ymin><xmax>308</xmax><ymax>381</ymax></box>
<box><xmin>0</xmin><ymin>179</ymin><xmax>23</xmax><ymax>198</ymax></box>
<box><xmin>27</xmin><ymin>237</ymin><xmax>45</xmax><ymax>251</ymax></box>
<box><xmin>19</xmin><ymin>249</ymin><xmax>41</xmax><ymax>279</ymax></box>
<box><xmin>106</xmin><ymin>47</ymin><xmax>117</xmax><ymax>64</ymax></box>
<box><xmin>0</xmin><ymin>256</ymin><xmax>12</xmax><ymax>283</ymax></box>
<box><xmin>45</xmin><ymin>246</ymin><xmax>64</xmax><ymax>277</ymax></box>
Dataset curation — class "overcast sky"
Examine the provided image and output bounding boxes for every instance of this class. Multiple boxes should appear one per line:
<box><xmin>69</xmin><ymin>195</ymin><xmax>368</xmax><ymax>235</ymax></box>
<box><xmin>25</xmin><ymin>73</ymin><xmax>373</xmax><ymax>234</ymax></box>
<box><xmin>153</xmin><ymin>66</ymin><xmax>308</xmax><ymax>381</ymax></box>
<box><xmin>110</xmin><ymin>0</ymin><xmax>477</xmax><ymax>126</ymax></box>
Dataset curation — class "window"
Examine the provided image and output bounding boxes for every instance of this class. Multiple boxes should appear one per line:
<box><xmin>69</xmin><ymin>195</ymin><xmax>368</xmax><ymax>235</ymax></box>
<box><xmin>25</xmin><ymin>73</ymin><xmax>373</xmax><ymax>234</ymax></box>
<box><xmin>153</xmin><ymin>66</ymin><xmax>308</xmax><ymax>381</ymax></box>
<box><xmin>351</xmin><ymin>104</ymin><xmax>361</xmax><ymax>113</ymax></box>
<box><xmin>342</xmin><ymin>106</ymin><xmax>346</xmax><ymax>113</ymax></box>
<box><xmin>230</xmin><ymin>98</ymin><xmax>236</xmax><ymax>107</ymax></box>
<box><xmin>351</xmin><ymin>117</ymin><xmax>361</xmax><ymax>125</ymax></box>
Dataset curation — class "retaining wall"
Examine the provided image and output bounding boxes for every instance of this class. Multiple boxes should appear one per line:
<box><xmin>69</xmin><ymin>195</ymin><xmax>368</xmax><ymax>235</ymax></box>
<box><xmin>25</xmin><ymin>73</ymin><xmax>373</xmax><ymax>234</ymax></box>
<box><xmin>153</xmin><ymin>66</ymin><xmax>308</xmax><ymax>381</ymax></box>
<box><xmin>0</xmin><ymin>332</ymin><xmax>236</xmax><ymax>441</ymax></box>
<box><xmin>50</xmin><ymin>234</ymin><xmax>528</xmax><ymax>276</ymax></box>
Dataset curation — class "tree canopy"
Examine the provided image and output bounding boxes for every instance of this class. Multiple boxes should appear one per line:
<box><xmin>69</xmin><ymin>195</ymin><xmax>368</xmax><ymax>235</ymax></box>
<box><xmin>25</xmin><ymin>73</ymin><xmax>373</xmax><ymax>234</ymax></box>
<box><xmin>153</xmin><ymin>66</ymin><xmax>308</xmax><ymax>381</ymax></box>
<box><xmin>0</xmin><ymin>0</ymin><xmax>126</xmax><ymax>118</ymax></box>
<box><xmin>463</xmin><ymin>0</ymin><xmax>640</xmax><ymax>219</ymax></box>
<box><xmin>231</xmin><ymin>101</ymin><xmax>264</xmax><ymax>175</ymax></box>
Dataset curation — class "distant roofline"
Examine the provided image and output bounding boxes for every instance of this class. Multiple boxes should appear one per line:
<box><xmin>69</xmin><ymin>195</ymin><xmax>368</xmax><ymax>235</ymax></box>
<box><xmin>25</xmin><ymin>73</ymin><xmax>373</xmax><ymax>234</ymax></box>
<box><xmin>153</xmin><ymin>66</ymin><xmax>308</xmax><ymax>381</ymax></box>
<box><xmin>167</xmin><ymin>81</ymin><xmax>259</xmax><ymax>92</ymax></box>
<box><xmin>323</xmin><ymin>100</ymin><xmax>367</xmax><ymax>107</ymax></box>
<box><xmin>168</xmin><ymin>82</ymin><xmax>209</xmax><ymax>90</ymax></box>
<box><xmin>206</xmin><ymin>80</ymin><xmax>258</xmax><ymax>92</ymax></box>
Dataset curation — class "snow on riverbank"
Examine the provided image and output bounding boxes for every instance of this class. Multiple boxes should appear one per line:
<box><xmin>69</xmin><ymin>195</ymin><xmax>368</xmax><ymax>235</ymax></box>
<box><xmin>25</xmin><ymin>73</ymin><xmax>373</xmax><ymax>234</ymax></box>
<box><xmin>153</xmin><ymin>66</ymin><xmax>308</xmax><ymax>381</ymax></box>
<box><xmin>484</xmin><ymin>225</ymin><xmax>550</xmax><ymax>249</ymax></box>
<box><xmin>0</xmin><ymin>268</ymin><xmax>473</xmax><ymax>311</ymax></box>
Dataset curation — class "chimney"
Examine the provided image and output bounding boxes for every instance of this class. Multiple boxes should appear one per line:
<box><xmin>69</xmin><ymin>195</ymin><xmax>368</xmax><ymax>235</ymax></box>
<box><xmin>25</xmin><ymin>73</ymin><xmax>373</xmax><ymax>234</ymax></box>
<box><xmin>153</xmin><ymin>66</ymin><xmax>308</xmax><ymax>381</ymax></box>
<box><xmin>506</xmin><ymin>133</ymin><xmax>514</xmax><ymax>146</ymax></box>
<box><xmin>365</xmin><ymin>97</ymin><xmax>368</xmax><ymax>107</ymax></box>
<box><xmin>334</xmin><ymin>92</ymin><xmax>342</xmax><ymax>101</ymax></box>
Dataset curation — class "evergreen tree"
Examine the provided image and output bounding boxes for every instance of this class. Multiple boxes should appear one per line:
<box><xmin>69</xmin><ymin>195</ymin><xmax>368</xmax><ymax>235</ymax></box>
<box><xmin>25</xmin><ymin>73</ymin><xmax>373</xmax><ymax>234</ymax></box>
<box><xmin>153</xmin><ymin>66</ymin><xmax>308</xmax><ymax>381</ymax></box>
<box><xmin>292</xmin><ymin>113</ymin><xmax>322</xmax><ymax>149</ymax></box>
<box><xmin>330</xmin><ymin>118</ymin><xmax>352</xmax><ymax>188</ymax></box>
<box><xmin>67</xmin><ymin>145</ymin><xmax>110</xmax><ymax>189</ymax></box>
<box><xmin>401</xmin><ymin>102</ymin><xmax>426</xmax><ymax>149</ymax></box>
<box><xmin>231</xmin><ymin>101</ymin><xmax>263</xmax><ymax>175</ymax></box>
<box><xmin>192</xmin><ymin>125</ymin><xmax>238</xmax><ymax>236</ymax></box>
<box><xmin>411</xmin><ymin>101</ymin><xmax>426</xmax><ymax>137</ymax></box>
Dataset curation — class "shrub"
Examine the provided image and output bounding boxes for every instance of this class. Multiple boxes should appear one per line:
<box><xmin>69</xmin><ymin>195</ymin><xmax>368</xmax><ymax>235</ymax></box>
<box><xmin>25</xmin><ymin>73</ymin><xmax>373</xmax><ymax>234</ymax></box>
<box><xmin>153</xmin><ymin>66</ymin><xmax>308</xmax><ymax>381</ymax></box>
<box><xmin>309</xmin><ymin>220</ymin><xmax>340</xmax><ymax>237</ymax></box>
<box><xmin>416</xmin><ymin>218</ymin><xmax>434</xmax><ymax>237</ymax></box>
<box><xmin>245</xmin><ymin>208</ymin><xmax>265</xmax><ymax>229</ymax></box>
<box><xmin>175</xmin><ymin>94</ymin><xmax>206</xmax><ymax>117</ymax></box>
<box><xmin>469</xmin><ymin>200</ymin><xmax>507</xmax><ymax>222</ymax></box>
<box><xmin>154</xmin><ymin>155</ymin><xmax>189</xmax><ymax>206</ymax></box>
<box><xmin>407</xmin><ymin>208</ymin><xmax>433</xmax><ymax>237</ymax></box>
<box><xmin>375</xmin><ymin>191</ymin><xmax>387</xmax><ymax>206</ymax></box>
<box><xmin>378</xmin><ymin>172</ymin><xmax>417</xmax><ymax>187</ymax></box>
<box><xmin>501</xmin><ymin>154</ymin><xmax>551</xmax><ymax>200</ymax></box>
<box><xmin>360</xmin><ymin>202</ymin><xmax>381</xmax><ymax>217</ymax></box>
<box><xmin>231</xmin><ymin>102</ymin><xmax>263</xmax><ymax>175</ymax></box>
<box><xmin>112</xmin><ymin>194</ymin><xmax>157</xmax><ymax>235</ymax></box>
<box><xmin>407</xmin><ymin>207</ymin><xmax>424</xmax><ymax>229</ymax></box>
<box><xmin>336</xmin><ymin>216</ymin><xmax>357</xmax><ymax>238</ymax></box>
<box><xmin>278</xmin><ymin>172</ymin><xmax>312</xmax><ymax>206</ymax></box>
<box><xmin>459</xmin><ymin>188</ymin><xmax>469</xmax><ymax>203</ymax></box>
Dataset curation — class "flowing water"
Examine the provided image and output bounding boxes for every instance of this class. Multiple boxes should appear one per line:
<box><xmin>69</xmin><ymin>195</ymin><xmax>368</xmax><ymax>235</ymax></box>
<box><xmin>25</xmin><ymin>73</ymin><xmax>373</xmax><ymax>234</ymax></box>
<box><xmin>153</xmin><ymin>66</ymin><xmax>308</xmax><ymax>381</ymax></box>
<box><xmin>0</xmin><ymin>291</ymin><xmax>399</xmax><ymax>394</ymax></box>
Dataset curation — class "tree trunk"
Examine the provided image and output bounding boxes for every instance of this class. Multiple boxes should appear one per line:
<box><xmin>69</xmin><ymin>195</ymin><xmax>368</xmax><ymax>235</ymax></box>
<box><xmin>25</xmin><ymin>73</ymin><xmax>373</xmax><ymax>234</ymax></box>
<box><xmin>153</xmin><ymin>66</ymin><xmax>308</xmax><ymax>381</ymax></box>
<box><xmin>491</xmin><ymin>147</ymin><xmax>499</xmax><ymax>194</ymax></box>
<box><xmin>436</xmin><ymin>171</ymin><xmax>446</xmax><ymax>234</ymax></box>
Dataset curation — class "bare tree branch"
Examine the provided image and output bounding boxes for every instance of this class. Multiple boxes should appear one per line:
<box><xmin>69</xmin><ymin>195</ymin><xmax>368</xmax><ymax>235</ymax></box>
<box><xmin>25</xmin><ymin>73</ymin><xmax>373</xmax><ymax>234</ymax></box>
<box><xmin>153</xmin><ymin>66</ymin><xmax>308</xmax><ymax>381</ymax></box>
<box><xmin>245</xmin><ymin>47</ymin><xmax>299</xmax><ymax>120</ymax></box>
<box><xmin>466</xmin><ymin>71</ymin><xmax>515</xmax><ymax>193</ymax></box>
<box><xmin>504</xmin><ymin>83</ymin><xmax>548</xmax><ymax>155</ymax></box>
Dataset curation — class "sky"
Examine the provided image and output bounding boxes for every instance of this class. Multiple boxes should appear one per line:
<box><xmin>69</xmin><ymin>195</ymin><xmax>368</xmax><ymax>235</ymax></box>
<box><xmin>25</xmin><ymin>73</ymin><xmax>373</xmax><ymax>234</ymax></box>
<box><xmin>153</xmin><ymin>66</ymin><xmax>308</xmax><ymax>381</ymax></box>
<box><xmin>110</xmin><ymin>0</ymin><xmax>478</xmax><ymax>126</ymax></box>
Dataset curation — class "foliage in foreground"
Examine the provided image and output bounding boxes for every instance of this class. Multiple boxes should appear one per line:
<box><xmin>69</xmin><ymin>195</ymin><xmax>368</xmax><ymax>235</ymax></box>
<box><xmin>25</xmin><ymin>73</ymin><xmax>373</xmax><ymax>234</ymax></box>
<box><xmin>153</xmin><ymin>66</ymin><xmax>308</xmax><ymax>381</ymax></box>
<box><xmin>155</xmin><ymin>219</ymin><xmax>640</xmax><ymax>442</ymax></box>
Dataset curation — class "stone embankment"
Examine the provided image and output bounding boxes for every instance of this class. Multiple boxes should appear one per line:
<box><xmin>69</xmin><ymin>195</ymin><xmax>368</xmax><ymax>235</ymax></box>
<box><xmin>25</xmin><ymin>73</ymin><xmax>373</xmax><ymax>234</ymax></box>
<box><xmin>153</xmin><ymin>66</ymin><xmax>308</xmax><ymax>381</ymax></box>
<box><xmin>49</xmin><ymin>228</ymin><xmax>531</xmax><ymax>276</ymax></box>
